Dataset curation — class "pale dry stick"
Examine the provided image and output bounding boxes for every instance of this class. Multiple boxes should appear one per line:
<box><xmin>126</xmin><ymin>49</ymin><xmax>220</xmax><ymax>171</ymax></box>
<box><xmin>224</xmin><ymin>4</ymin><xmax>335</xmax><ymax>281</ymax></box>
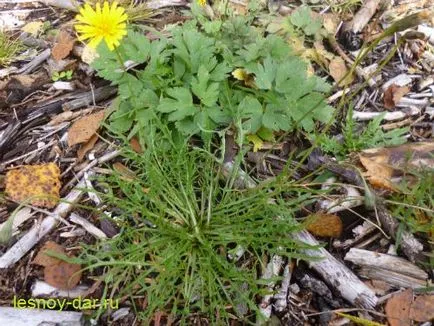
<box><xmin>342</xmin><ymin>0</ymin><xmax>381</xmax><ymax>35</ymax></box>
<box><xmin>69</xmin><ymin>212</ymin><xmax>107</xmax><ymax>239</ymax></box>
<box><xmin>358</xmin><ymin>267</ymin><xmax>428</xmax><ymax>289</ymax></box>
<box><xmin>223</xmin><ymin>162</ymin><xmax>378</xmax><ymax>309</ymax></box>
<box><xmin>62</xmin><ymin>149</ymin><xmax>120</xmax><ymax>191</ymax></box>
<box><xmin>352</xmin><ymin>106</ymin><xmax>421</xmax><ymax>121</ymax></box>
<box><xmin>274</xmin><ymin>261</ymin><xmax>294</xmax><ymax>312</ymax></box>
<box><xmin>0</xmin><ymin>307</ymin><xmax>84</xmax><ymax>326</ymax></box>
<box><xmin>16</xmin><ymin>48</ymin><xmax>51</xmax><ymax>74</ymax></box>
<box><xmin>259</xmin><ymin>255</ymin><xmax>284</xmax><ymax>320</ymax></box>
<box><xmin>0</xmin><ymin>172</ymin><xmax>94</xmax><ymax>268</ymax></box>
<box><xmin>345</xmin><ymin>248</ymin><xmax>428</xmax><ymax>280</ymax></box>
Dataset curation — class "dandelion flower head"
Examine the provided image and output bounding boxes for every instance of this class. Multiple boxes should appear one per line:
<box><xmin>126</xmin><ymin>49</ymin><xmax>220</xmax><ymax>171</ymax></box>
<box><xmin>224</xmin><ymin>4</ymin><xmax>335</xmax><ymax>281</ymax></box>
<box><xmin>75</xmin><ymin>1</ymin><xmax>127</xmax><ymax>51</ymax></box>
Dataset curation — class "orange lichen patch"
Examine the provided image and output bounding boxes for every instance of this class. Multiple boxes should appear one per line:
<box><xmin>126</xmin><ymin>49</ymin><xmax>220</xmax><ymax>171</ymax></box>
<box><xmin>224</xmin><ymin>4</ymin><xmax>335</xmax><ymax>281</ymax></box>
<box><xmin>5</xmin><ymin>163</ymin><xmax>61</xmax><ymax>208</ymax></box>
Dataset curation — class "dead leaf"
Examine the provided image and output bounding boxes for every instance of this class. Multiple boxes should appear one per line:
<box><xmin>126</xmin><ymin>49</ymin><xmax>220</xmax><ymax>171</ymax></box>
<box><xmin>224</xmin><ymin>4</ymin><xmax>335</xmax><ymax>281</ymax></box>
<box><xmin>130</xmin><ymin>136</ymin><xmax>143</xmax><ymax>154</ymax></box>
<box><xmin>385</xmin><ymin>289</ymin><xmax>412</xmax><ymax>326</ymax></box>
<box><xmin>359</xmin><ymin>141</ymin><xmax>434</xmax><ymax>190</ymax></box>
<box><xmin>81</xmin><ymin>45</ymin><xmax>99</xmax><ymax>65</ymax></box>
<box><xmin>305</xmin><ymin>213</ymin><xmax>343</xmax><ymax>238</ymax></box>
<box><xmin>34</xmin><ymin>241</ymin><xmax>82</xmax><ymax>290</ymax></box>
<box><xmin>22</xmin><ymin>21</ymin><xmax>44</xmax><ymax>36</ymax></box>
<box><xmin>384</xmin><ymin>84</ymin><xmax>410</xmax><ymax>109</ymax></box>
<box><xmin>68</xmin><ymin>110</ymin><xmax>105</xmax><ymax>147</ymax></box>
<box><xmin>5</xmin><ymin>163</ymin><xmax>61</xmax><ymax>208</ymax></box>
<box><xmin>77</xmin><ymin>134</ymin><xmax>99</xmax><ymax>161</ymax></box>
<box><xmin>113</xmin><ymin>162</ymin><xmax>136</xmax><ymax>181</ymax></box>
<box><xmin>409</xmin><ymin>295</ymin><xmax>434</xmax><ymax>322</ymax></box>
<box><xmin>52</xmin><ymin>30</ymin><xmax>75</xmax><ymax>61</ymax></box>
<box><xmin>329</xmin><ymin>56</ymin><xmax>353</xmax><ymax>85</ymax></box>
<box><xmin>359</xmin><ymin>155</ymin><xmax>396</xmax><ymax>191</ymax></box>
<box><xmin>33</xmin><ymin>241</ymin><xmax>66</xmax><ymax>267</ymax></box>
<box><xmin>44</xmin><ymin>259</ymin><xmax>82</xmax><ymax>290</ymax></box>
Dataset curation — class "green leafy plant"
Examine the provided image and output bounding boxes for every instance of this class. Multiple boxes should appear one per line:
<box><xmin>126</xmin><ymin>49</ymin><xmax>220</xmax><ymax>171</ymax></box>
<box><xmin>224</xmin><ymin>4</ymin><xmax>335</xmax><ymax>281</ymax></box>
<box><xmin>314</xmin><ymin>106</ymin><xmax>409</xmax><ymax>159</ymax></box>
<box><xmin>78</xmin><ymin>134</ymin><xmax>318</xmax><ymax>322</ymax></box>
<box><xmin>288</xmin><ymin>5</ymin><xmax>323</xmax><ymax>37</ymax></box>
<box><xmin>0</xmin><ymin>31</ymin><xmax>24</xmax><ymax>67</ymax></box>
<box><xmin>389</xmin><ymin>169</ymin><xmax>434</xmax><ymax>244</ymax></box>
<box><xmin>92</xmin><ymin>13</ymin><xmax>333</xmax><ymax>142</ymax></box>
<box><xmin>51</xmin><ymin>69</ymin><xmax>73</xmax><ymax>81</ymax></box>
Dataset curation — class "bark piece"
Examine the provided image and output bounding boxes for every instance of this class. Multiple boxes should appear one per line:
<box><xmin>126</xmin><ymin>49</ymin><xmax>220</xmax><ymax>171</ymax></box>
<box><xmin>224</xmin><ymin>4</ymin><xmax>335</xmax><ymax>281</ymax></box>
<box><xmin>359</xmin><ymin>267</ymin><xmax>427</xmax><ymax>289</ymax></box>
<box><xmin>345</xmin><ymin>248</ymin><xmax>428</xmax><ymax>280</ymax></box>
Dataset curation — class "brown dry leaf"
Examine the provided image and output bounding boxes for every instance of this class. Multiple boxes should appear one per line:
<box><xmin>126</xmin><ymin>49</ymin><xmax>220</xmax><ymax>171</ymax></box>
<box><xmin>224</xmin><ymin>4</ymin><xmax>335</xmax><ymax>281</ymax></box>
<box><xmin>68</xmin><ymin>110</ymin><xmax>105</xmax><ymax>147</ymax></box>
<box><xmin>359</xmin><ymin>155</ymin><xmax>396</xmax><ymax>191</ymax></box>
<box><xmin>44</xmin><ymin>259</ymin><xmax>82</xmax><ymax>290</ymax></box>
<box><xmin>329</xmin><ymin>56</ymin><xmax>353</xmax><ymax>85</ymax></box>
<box><xmin>77</xmin><ymin>134</ymin><xmax>99</xmax><ymax>161</ymax></box>
<box><xmin>5</xmin><ymin>163</ymin><xmax>61</xmax><ymax>208</ymax></box>
<box><xmin>33</xmin><ymin>241</ymin><xmax>66</xmax><ymax>267</ymax></box>
<box><xmin>34</xmin><ymin>241</ymin><xmax>82</xmax><ymax>290</ymax></box>
<box><xmin>130</xmin><ymin>136</ymin><xmax>143</xmax><ymax>154</ymax></box>
<box><xmin>409</xmin><ymin>295</ymin><xmax>434</xmax><ymax>322</ymax></box>
<box><xmin>113</xmin><ymin>162</ymin><xmax>136</xmax><ymax>181</ymax></box>
<box><xmin>384</xmin><ymin>84</ymin><xmax>410</xmax><ymax>109</ymax></box>
<box><xmin>305</xmin><ymin>213</ymin><xmax>343</xmax><ymax>238</ymax></box>
<box><xmin>52</xmin><ymin>30</ymin><xmax>75</xmax><ymax>61</ymax></box>
<box><xmin>385</xmin><ymin>289</ymin><xmax>412</xmax><ymax>326</ymax></box>
<box><xmin>359</xmin><ymin>141</ymin><xmax>434</xmax><ymax>190</ymax></box>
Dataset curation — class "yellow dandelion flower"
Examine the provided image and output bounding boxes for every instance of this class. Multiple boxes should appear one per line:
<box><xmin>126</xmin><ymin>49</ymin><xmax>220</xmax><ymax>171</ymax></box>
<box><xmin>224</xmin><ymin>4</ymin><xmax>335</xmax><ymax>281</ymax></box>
<box><xmin>75</xmin><ymin>1</ymin><xmax>127</xmax><ymax>51</ymax></box>
<box><xmin>197</xmin><ymin>0</ymin><xmax>206</xmax><ymax>6</ymax></box>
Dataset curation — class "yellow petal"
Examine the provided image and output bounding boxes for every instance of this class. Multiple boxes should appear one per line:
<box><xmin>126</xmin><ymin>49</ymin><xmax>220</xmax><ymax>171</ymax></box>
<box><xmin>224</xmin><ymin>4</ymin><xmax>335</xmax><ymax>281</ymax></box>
<box><xmin>232</xmin><ymin>68</ymin><xmax>247</xmax><ymax>81</ymax></box>
<box><xmin>246</xmin><ymin>134</ymin><xmax>264</xmax><ymax>152</ymax></box>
